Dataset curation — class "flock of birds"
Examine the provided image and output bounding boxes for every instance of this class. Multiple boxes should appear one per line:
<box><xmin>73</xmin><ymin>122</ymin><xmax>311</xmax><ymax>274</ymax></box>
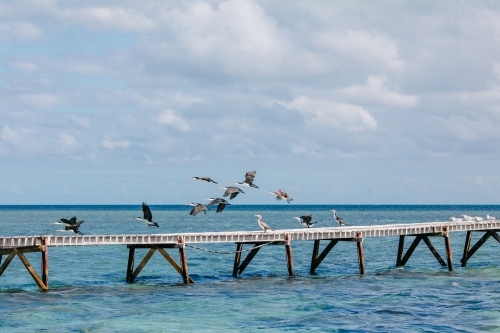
<box><xmin>50</xmin><ymin>170</ymin><xmax>347</xmax><ymax>234</ymax></box>
<box><xmin>449</xmin><ymin>214</ymin><xmax>496</xmax><ymax>222</ymax></box>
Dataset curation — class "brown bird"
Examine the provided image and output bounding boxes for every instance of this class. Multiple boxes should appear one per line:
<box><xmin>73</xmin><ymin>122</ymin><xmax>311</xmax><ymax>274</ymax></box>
<box><xmin>234</xmin><ymin>170</ymin><xmax>259</xmax><ymax>188</ymax></box>
<box><xmin>268</xmin><ymin>189</ymin><xmax>293</xmax><ymax>203</ymax></box>
<box><xmin>255</xmin><ymin>214</ymin><xmax>273</xmax><ymax>232</ymax></box>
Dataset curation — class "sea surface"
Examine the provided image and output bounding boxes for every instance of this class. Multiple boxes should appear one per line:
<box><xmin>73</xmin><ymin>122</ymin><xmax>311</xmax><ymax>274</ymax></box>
<box><xmin>1</xmin><ymin>205</ymin><xmax>500</xmax><ymax>332</ymax></box>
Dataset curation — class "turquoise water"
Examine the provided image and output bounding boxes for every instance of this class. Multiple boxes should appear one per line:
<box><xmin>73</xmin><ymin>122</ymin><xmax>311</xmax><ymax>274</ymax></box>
<box><xmin>2</xmin><ymin>205</ymin><xmax>500</xmax><ymax>332</ymax></box>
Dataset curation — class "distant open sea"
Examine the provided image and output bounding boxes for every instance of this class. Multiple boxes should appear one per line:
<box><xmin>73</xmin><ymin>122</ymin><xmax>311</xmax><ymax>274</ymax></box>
<box><xmin>2</xmin><ymin>205</ymin><xmax>500</xmax><ymax>332</ymax></box>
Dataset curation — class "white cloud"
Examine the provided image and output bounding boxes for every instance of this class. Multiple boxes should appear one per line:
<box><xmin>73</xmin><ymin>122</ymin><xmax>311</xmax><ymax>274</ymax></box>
<box><xmin>0</xmin><ymin>22</ymin><xmax>42</xmax><ymax>41</ymax></box>
<box><xmin>59</xmin><ymin>133</ymin><xmax>76</xmax><ymax>151</ymax></box>
<box><xmin>102</xmin><ymin>136</ymin><xmax>131</xmax><ymax>150</ymax></box>
<box><xmin>1</xmin><ymin>126</ymin><xmax>20</xmax><ymax>143</ymax></box>
<box><xmin>315</xmin><ymin>30</ymin><xmax>404</xmax><ymax>71</ymax></box>
<box><xmin>70</xmin><ymin>115</ymin><xmax>90</xmax><ymax>128</ymax></box>
<box><xmin>157</xmin><ymin>109</ymin><xmax>190</xmax><ymax>131</ymax></box>
<box><xmin>282</xmin><ymin>96</ymin><xmax>378</xmax><ymax>131</ymax></box>
<box><xmin>336</xmin><ymin>76</ymin><xmax>418</xmax><ymax>108</ymax></box>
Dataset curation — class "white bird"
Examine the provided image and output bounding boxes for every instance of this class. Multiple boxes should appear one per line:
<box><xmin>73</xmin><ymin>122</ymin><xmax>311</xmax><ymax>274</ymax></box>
<box><xmin>234</xmin><ymin>170</ymin><xmax>259</xmax><ymax>188</ymax></box>
<box><xmin>268</xmin><ymin>189</ymin><xmax>293</xmax><ymax>203</ymax></box>
<box><xmin>222</xmin><ymin>186</ymin><xmax>246</xmax><ymax>200</ymax></box>
<box><xmin>330</xmin><ymin>210</ymin><xmax>346</xmax><ymax>226</ymax></box>
<box><xmin>187</xmin><ymin>203</ymin><xmax>210</xmax><ymax>216</ymax></box>
<box><xmin>134</xmin><ymin>202</ymin><xmax>159</xmax><ymax>227</ymax></box>
<box><xmin>255</xmin><ymin>214</ymin><xmax>273</xmax><ymax>232</ymax></box>
<box><xmin>294</xmin><ymin>214</ymin><xmax>316</xmax><ymax>228</ymax></box>
<box><xmin>449</xmin><ymin>217</ymin><xmax>463</xmax><ymax>222</ymax></box>
<box><xmin>191</xmin><ymin>176</ymin><xmax>218</xmax><ymax>184</ymax></box>
<box><xmin>474</xmin><ymin>216</ymin><xmax>484</xmax><ymax>222</ymax></box>
<box><xmin>462</xmin><ymin>214</ymin><xmax>473</xmax><ymax>221</ymax></box>
<box><xmin>487</xmin><ymin>214</ymin><xmax>497</xmax><ymax>220</ymax></box>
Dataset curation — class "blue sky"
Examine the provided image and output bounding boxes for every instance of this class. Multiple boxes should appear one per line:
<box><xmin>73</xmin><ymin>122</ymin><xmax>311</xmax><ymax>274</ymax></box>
<box><xmin>1</xmin><ymin>0</ymin><xmax>500</xmax><ymax>204</ymax></box>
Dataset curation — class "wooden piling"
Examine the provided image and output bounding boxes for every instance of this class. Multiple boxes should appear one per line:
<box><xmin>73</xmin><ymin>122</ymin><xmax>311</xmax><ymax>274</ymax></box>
<box><xmin>131</xmin><ymin>248</ymin><xmax>156</xmax><ymax>282</ymax></box>
<box><xmin>461</xmin><ymin>231</ymin><xmax>472</xmax><ymax>267</ymax></box>
<box><xmin>310</xmin><ymin>240</ymin><xmax>320</xmax><ymax>274</ymax></box>
<box><xmin>400</xmin><ymin>236</ymin><xmax>422</xmax><ymax>266</ymax></box>
<box><xmin>233</xmin><ymin>243</ymin><xmax>243</xmax><ymax>277</ymax></box>
<box><xmin>285</xmin><ymin>234</ymin><xmax>294</xmax><ymax>276</ymax></box>
<box><xmin>237</xmin><ymin>244</ymin><xmax>263</xmax><ymax>276</ymax></box>
<box><xmin>17</xmin><ymin>250</ymin><xmax>47</xmax><ymax>291</ymax></box>
<box><xmin>356</xmin><ymin>233</ymin><xmax>365</xmax><ymax>275</ymax></box>
<box><xmin>461</xmin><ymin>231</ymin><xmax>491</xmax><ymax>264</ymax></box>
<box><xmin>396</xmin><ymin>235</ymin><xmax>405</xmax><ymax>266</ymax></box>
<box><xmin>443</xmin><ymin>229</ymin><xmax>453</xmax><ymax>271</ymax></box>
<box><xmin>156</xmin><ymin>247</ymin><xmax>194</xmax><ymax>283</ymax></box>
<box><xmin>41</xmin><ymin>238</ymin><xmax>49</xmax><ymax>288</ymax></box>
<box><xmin>126</xmin><ymin>246</ymin><xmax>135</xmax><ymax>283</ymax></box>
<box><xmin>178</xmin><ymin>237</ymin><xmax>190</xmax><ymax>284</ymax></box>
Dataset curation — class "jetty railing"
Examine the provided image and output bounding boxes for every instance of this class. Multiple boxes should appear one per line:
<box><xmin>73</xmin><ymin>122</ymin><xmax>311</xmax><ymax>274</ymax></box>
<box><xmin>1</xmin><ymin>220</ymin><xmax>500</xmax><ymax>290</ymax></box>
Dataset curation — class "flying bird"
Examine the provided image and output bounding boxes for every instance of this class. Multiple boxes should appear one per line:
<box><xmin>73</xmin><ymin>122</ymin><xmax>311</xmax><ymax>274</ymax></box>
<box><xmin>191</xmin><ymin>176</ymin><xmax>218</xmax><ymax>184</ymax></box>
<box><xmin>330</xmin><ymin>210</ymin><xmax>346</xmax><ymax>226</ymax></box>
<box><xmin>268</xmin><ymin>189</ymin><xmax>293</xmax><ymax>203</ymax></box>
<box><xmin>222</xmin><ymin>186</ymin><xmax>246</xmax><ymax>200</ymax></box>
<box><xmin>234</xmin><ymin>170</ymin><xmax>259</xmax><ymax>188</ymax></box>
<box><xmin>53</xmin><ymin>216</ymin><xmax>84</xmax><ymax>234</ymax></box>
<box><xmin>134</xmin><ymin>202</ymin><xmax>159</xmax><ymax>227</ymax></box>
<box><xmin>206</xmin><ymin>198</ymin><xmax>230</xmax><ymax>213</ymax></box>
<box><xmin>294</xmin><ymin>214</ymin><xmax>316</xmax><ymax>228</ymax></box>
<box><xmin>187</xmin><ymin>203</ymin><xmax>210</xmax><ymax>216</ymax></box>
<box><xmin>51</xmin><ymin>216</ymin><xmax>78</xmax><ymax>227</ymax></box>
<box><xmin>255</xmin><ymin>214</ymin><xmax>273</xmax><ymax>232</ymax></box>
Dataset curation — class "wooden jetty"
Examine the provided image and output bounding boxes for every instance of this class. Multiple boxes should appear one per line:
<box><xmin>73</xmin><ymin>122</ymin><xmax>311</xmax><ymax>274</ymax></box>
<box><xmin>1</xmin><ymin>220</ymin><xmax>500</xmax><ymax>290</ymax></box>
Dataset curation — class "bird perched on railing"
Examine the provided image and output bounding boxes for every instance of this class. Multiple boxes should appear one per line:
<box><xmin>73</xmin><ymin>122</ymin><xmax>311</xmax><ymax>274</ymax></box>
<box><xmin>134</xmin><ymin>202</ymin><xmax>159</xmax><ymax>227</ymax></box>
<box><xmin>461</xmin><ymin>214</ymin><xmax>473</xmax><ymax>221</ymax></box>
<box><xmin>330</xmin><ymin>210</ymin><xmax>346</xmax><ymax>226</ymax></box>
<box><xmin>222</xmin><ymin>186</ymin><xmax>245</xmax><ymax>200</ymax></box>
<box><xmin>234</xmin><ymin>170</ymin><xmax>259</xmax><ymax>188</ymax></box>
<box><xmin>268</xmin><ymin>189</ymin><xmax>293</xmax><ymax>203</ymax></box>
<box><xmin>449</xmin><ymin>217</ymin><xmax>463</xmax><ymax>222</ymax></box>
<box><xmin>191</xmin><ymin>176</ymin><xmax>218</xmax><ymax>184</ymax></box>
<box><xmin>487</xmin><ymin>214</ymin><xmax>497</xmax><ymax>220</ymax></box>
<box><xmin>187</xmin><ymin>203</ymin><xmax>210</xmax><ymax>216</ymax></box>
<box><xmin>294</xmin><ymin>214</ymin><xmax>316</xmax><ymax>228</ymax></box>
<box><xmin>206</xmin><ymin>198</ymin><xmax>230</xmax><ymax>213</ymax></box>
<box><xmin>255</xmin><ymin>214</ymin><xmax>273</xmax><ymax>232</ymax></box>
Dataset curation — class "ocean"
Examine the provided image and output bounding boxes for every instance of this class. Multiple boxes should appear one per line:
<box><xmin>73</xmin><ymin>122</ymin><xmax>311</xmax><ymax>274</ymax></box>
<box><xmin>1</xmin><ymin>205</ymin><xmax>500</xmax><ymax>332</ymax></box>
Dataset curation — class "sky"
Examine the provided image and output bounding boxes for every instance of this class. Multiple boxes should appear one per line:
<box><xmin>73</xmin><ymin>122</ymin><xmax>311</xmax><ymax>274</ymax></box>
<box><xmin>1</xmin><ymin>0</ymin><xmax>500</xmax><ymax>204</ymax></box>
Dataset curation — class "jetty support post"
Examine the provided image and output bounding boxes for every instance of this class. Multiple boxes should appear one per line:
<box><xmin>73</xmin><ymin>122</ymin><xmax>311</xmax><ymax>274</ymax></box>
<box><xmin>232</xmin><ymin>243</ymin><xmax>243</xmax><ymax>277</ymax></box>
<box><xmin>41</xmin><ymin>238</ymin><xmax>49</xmax><ymax>288</ymax></box>
<box><xmin>396</xmin><ymin>235</ymin><xmax>405</xmax><ymax>266</ymax></box>
<box><xmin>442</xmin><ymin>227</ymin><xmax>453</xmax><ymax>271</ymax></box>
<box><xmin>356</xmin><ymin>233</ymin><xmax>365</xmax><ymax>275</ymax></box>
<box><xmin>0</xmin><ymin>249</ymin><xmax>18</xmax><ymax>277</ymax></box>
<box><xmin>460</xmin><ymin>230</ymin><xmax>500</xmax><ymax>266</ymax></box>
<box><xmin>461</xmin><ymin>231</ymin><xmax>472</xmax><ymax>267</ymax></box>
<box><xmin>285</xmin><ymin>234</ymin><xmax>294</xmax><ymax>276</ymax></box>
<box><xmin>126</xmin><ymin>246</ymin><xmax>135</xmax><ymax>283</ymax></box>
<box><xmin>310</xmin><ymin>240</ymin><xmax>321</xmax><ymax>274</ymax></box>
<box><xmin>178</xmin><ymin>236</ymin><xmax>190</xmax><ymax>284</ymax></box>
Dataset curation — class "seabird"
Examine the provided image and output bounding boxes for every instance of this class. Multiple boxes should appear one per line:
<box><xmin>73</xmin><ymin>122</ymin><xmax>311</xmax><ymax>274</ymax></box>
<box><xmin>222</xmin><ymin>186</ymin><xmax>246</xmax><ymax>200</ymax></box>
<box><xmin>54</xmin><ymin>217</ymin><xmax>84</xmax><ymax>234</ymax></box>
<box><xmin>268</xmin><ymin>189</ymin><xmax>293</xmax><ymax>203</ymax></box>
<box><xmin>487</xmin><ymin>214</ymin><xmax>497</xmax><ymax>220</ymax></box>
<box><xmin>330</xmin><ymin>210</ymin><xmax>346</xmax><ymax>226</ymax></box>
<box><xmin>449</xmin><ymin>217</ymin><xmax>463</xmax><ymax>222</ymax></box>
<box><xmin>191</xmin><ymin>176</ymin><xmax>218</xmax><ymax>184</ymax></box>
<box><xmin>206</xmin><ymin>198</ymin><xmax>230</xmax><ymax>213</ymax></box>
<box><xmin>462</xmin><ymin>214</ymin><xmax>473</xmax><ymax>221</ymax></box>
<box><xmin>134</xmin><ymin>202</ymin><xmax>159</xmax><ymax>227</ymax></box>
<box><xmin>51</xmin><ymin>216</ymin><xmax>78</xmax><ymax>227</ymax></box>
<box><xmin>255</xmin><ymin>214</ymin><xmax>273</xmax><ymax>232</ymax></box>
<box><xmin>187</xmin><ymin>203</ymin><xmax>210</xmax><ymax>216</ymax></box>
<box><xmin>294</xmin><ymin>214</ymin><xmax>316</xmax><ymax>228</ymax></box>
<box><xmin>234</xmin><ymin>170</ymin><xmax>259</xmax><ymax>188</ymax></box>
<box><xmin>474</xmin><ymin>216</ymin><xmax>484</xmax><ymax>222</ymax></box>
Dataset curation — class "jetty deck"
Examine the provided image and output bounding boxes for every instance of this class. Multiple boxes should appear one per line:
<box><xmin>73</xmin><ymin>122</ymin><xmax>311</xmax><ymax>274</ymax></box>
<box><xmin>1</xmin><ymin>220</ymin><xmax>500</xmax><ymax>290</ymax></box>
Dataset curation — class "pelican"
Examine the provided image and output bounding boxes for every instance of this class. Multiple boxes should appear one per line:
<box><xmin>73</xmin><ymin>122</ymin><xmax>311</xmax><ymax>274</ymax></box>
<box><xmin>191</xmin><ymin>176</ymin><xmax>218</xmax><ymax>184</ymax></box>
<box><xmin>187</xmin><ymin>203</ymin><xmax>210</xmax><ymax>216</ymax></box>
<box><xmin>294</xmin><ymin>214</ymin><xmax>315</xmax><ymax>228</ymax></box>
<box><xmin>206</xmin><ymin>198</ymin><xmax>230</xmax><ymax>213</ymax></box>
<box><xmin>330</xmin><ymin>210</ymin><xmax>346</xmax><ymax>226</ymax></box>
<box><xmin>234</xmin><ymin>170</ymin><xmax>259</xmax><ymax>188</ymax></box>
<box><xmin>134</xmin><ymin>202</ymin><xmax>159</xmax><ymax>227</ymax></box>
<box><xmin>255</xmin><ymin>214</ymin><xmax>273</xmax><ymax>232</ymax></box>
<box><xmin>487</xmin><ymin>214</ymin><xmax>497</xmax><ymax>220</ymax></box>
<box><xmin>222</xmin><ymin>186</ymin><xmax>245</xmax><ymax>200</ymax></box>
<box><xmin>268</xmin><ymin>189</ymin><xmax>293</xmax><ymax>203</ymax></box>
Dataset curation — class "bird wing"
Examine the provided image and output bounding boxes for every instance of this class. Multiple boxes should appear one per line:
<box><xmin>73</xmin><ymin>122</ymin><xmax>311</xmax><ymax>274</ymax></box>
<box><xmin>143</xmin><ymin>204</ymin><xmax>152</xmax><ymax>222</ymax></box>
<box><xmin>229</xmin><ymin>192</ymin><xmax>239</xmax><ymax>200</ymax></box>
<box><xmin>302</xmin><ymin>215</ymin><xmax>313</xmax><ymax>223</ymax></box>
<box><xmin>68</xmin><ymin>216</ymin><xmax>77</xmax><ymax>225</ymax></box>
<box><xmin>216</xmin><ymin>202</ymin><xmax>226</xmax><ymax>212</ymax></box>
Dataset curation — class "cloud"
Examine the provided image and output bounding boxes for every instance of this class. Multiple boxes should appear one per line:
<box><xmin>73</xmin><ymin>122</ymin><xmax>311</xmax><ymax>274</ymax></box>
<box><xmin>1</xmin><ymin>126</ymin><xmax>20</xmax><ymax>143</ymax></box>
<box><xmin>157</xmin><ymin>109</ymin><xmax>190</xmax><ymax>131</ymax></box>
<box><xmin>0</xmin><ymin>22</ymin><xmax>42</xmax><ymax>41</ymax></box>
<box><xmin>335</xmin><ymin>76</ymin><xmax>418</xmax><ymax>108</ymax></box>
<box><xmin>102</xmin><ymin>136</ymin><xmax>131</xmax><ymax>150</ymax></box>
<box><xmin>70</xmin><ymin>115</ymin><xmax>90</xmax><ymax>128</ymax></box>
